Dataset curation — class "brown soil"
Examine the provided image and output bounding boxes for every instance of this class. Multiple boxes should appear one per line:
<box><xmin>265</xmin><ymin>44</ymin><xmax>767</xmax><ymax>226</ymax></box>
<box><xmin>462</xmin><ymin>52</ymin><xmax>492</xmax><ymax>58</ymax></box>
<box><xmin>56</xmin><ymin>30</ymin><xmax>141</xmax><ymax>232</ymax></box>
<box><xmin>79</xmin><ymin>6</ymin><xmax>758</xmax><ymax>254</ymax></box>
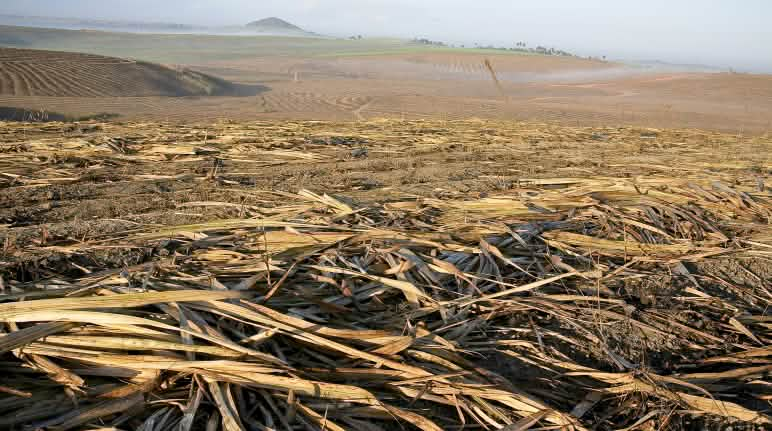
<box><xmin>0</xmin><ymin>47</ymin><xmax>262</xmax><ymax>98</ymax></box>
<box><xmin>1</xmin><ymin>68</ymin><xmax>769</xmax><ymax>134</ymax></box>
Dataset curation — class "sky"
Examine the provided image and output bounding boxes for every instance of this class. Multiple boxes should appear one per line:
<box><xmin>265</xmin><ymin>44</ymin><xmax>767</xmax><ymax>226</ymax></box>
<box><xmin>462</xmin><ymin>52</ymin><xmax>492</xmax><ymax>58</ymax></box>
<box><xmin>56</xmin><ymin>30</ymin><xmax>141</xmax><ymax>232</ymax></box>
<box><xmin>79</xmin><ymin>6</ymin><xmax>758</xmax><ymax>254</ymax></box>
<box><xmin>2</xmin><ymin>0</ymin><xmax>771</xmax><ymax>72</ymax></box>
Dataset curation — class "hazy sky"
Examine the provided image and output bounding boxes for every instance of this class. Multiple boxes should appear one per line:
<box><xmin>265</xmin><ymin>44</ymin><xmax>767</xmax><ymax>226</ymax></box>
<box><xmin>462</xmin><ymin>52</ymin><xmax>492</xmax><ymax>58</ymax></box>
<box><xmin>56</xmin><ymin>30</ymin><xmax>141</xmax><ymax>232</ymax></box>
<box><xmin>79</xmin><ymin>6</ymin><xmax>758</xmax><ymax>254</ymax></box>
<box><xmin>2</xmin><ymin>0</ymin><xmax>771</xmax><ymax>72</ymax></box>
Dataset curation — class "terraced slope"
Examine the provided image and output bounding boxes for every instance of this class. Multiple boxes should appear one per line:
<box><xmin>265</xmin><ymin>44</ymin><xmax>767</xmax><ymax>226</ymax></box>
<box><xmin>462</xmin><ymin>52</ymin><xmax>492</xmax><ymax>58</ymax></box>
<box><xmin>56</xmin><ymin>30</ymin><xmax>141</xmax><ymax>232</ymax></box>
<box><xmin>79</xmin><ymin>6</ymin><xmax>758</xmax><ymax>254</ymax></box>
<box><xmin>0</xmin><ymin>47</ymin><xmax>246</xmax><ymax>97</ymax></box>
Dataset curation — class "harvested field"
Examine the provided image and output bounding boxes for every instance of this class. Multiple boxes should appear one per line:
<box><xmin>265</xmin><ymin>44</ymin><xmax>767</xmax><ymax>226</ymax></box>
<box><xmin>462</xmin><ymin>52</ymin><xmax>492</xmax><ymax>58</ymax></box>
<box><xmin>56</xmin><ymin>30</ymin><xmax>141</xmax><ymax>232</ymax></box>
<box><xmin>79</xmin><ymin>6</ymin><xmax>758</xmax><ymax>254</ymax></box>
<box><xmin>3</xmin><ymin>73</ymin><xmax>771</xmax><ymax>133</ymax></box>
<box><xmin>0</xmin><ymin>47</ymin><xmax>259</xmax><ymax>98</ymax></box>
<box><xmin>1</xmin><ymin>27</ymin><xmax>771</xmax><ymax>132</ymax></box>
<box><xmin>0</xmin><ymin>119</ymin><xmax>771</xmax><ymax>430</ymax></box>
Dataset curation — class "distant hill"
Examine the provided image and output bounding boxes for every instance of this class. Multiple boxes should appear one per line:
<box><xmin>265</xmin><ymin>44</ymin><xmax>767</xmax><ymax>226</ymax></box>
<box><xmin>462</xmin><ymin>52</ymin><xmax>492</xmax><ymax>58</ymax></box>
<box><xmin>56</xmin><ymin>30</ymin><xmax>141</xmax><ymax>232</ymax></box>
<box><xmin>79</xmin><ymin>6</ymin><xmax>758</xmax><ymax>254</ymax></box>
<box><xmin>0</xmin><ymin>14</ymin><xmax>320</xmax><ymax>37</ymax></box>
<box><xmin>245</xmin><ymin>17</ymin><xmax>311</xmax><ymax>36</ymax></box>
<box><xmin>0</xmin><ymin>47</ymin><xmax>256</xmax><ymax>97</ymax></box>
<box><xmin>0</xmin><ymin>13</ymin><xmax>200</xmax><ymax>34</ymax></box>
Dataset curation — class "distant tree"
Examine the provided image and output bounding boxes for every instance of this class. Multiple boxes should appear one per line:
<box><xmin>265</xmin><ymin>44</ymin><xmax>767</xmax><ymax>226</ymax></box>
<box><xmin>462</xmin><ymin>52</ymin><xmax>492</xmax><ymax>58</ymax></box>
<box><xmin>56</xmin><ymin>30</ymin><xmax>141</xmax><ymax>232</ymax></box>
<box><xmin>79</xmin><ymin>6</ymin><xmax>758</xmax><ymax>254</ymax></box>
<box><xmin>412</xmin><ymin>37</ymin><xmax>446</xmax><ymax>46</ymax></box>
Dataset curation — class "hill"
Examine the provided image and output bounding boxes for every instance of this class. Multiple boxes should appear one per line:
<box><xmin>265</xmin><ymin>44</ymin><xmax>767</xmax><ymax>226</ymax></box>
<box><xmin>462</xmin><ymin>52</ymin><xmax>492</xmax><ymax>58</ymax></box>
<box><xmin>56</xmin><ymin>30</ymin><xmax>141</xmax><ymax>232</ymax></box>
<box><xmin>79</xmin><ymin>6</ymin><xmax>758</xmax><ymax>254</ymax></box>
<box><xmin>0</xmin><ymin>13</ymin><xmax>200</xmax><ymax>33</ymax></box>
<box><xmin>0</xmin><ymin>25</ymin><xmax>410</xmax><ymax>63</ymax></box>
<box><xmin>0</xmin><ymin>25</ymin><xmax>582</xmax><ymax>65</ymax></box>
<box><xmin>0</xmin><ymin>47</ymin><xmax>253</xmax><ymax>97</ymax></box>
<box><xmin>245</xmin><ymin>17</ymin><xmax>311</xmax><ymax>36</ymax></box>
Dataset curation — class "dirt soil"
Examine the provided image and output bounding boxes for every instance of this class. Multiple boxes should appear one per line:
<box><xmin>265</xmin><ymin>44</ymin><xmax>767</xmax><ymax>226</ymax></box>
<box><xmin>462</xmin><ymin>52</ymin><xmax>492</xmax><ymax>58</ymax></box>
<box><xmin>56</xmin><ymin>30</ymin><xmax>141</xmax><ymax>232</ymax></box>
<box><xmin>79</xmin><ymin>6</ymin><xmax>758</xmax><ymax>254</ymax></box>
<box><xmin>0</xmin><ymin>47</ymin><xmax>260</xmax><ymax>98</ymax></box>
<box><xmin>0</xmin><ymin>49</ymin><xmax>770</xmax><ymax>132</ymax></box>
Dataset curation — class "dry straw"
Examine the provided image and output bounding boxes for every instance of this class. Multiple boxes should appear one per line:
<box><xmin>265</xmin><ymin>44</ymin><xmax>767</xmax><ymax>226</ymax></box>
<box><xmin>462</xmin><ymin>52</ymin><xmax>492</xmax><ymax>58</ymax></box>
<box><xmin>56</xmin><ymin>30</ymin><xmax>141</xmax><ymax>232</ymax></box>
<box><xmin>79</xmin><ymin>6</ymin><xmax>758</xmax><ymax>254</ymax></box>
<box><xmin>0</xmin><ymin>120</ymin><xmax>770</xmax><ymax>430</ymax></box>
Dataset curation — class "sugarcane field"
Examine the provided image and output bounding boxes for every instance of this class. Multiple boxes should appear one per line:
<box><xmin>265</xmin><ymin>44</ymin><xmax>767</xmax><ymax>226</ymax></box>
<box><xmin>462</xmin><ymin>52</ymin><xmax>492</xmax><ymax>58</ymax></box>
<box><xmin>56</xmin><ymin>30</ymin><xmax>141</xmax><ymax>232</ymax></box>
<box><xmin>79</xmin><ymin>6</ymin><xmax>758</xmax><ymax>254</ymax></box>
<box><xmin>0</xmin><ymin>119</ymin><xmax>769</xmax><ymax>429</ymax></box>
<box><xmin>2</xmin><ymin>3</ymin><xmax>772</xmax><ymax>430</ymax></box>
